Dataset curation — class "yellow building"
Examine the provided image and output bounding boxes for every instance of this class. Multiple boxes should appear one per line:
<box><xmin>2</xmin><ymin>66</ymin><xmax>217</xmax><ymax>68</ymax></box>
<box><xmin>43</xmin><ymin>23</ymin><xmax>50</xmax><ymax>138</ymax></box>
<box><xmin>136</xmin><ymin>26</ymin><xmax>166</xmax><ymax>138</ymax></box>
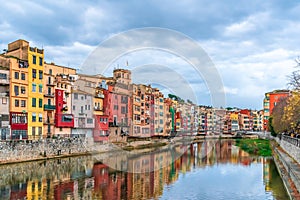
<box><xmin>153</xmin><ymin>88</ymin><xmax>165</xmax><ymax>136</ymax></box>
<box><xmin>27</xmin><ymin>45</ymin><xmax>44</xmax><ymax>139</ymax></box>
<box><xmin>26</xmin><ymin>179</ymin><xmax>48</xmax><ymax>200</ymax></box>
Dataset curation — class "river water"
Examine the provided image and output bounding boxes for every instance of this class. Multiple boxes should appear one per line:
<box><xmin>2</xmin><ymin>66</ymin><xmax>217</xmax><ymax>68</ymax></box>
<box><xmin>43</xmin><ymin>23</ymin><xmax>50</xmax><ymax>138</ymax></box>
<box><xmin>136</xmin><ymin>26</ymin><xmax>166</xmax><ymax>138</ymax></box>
<box><xmin>0</xmin><ymin>140</ymin><xmax>289</xmax><ymax>200</ymax></box>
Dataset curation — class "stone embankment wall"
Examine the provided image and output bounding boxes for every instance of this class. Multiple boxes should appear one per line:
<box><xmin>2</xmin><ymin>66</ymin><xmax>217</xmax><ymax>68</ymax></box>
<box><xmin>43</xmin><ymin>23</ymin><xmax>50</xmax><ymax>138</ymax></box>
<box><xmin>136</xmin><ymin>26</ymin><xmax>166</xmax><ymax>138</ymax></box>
<box><xmin>0</xmin><ymin>137</ymin><xmax>95</xmax><ymax>163</ymax></box>
<box><xmin>276</xmin><ymin>137</ymin><xmax>300</xmax><ymax>164</ymax></box>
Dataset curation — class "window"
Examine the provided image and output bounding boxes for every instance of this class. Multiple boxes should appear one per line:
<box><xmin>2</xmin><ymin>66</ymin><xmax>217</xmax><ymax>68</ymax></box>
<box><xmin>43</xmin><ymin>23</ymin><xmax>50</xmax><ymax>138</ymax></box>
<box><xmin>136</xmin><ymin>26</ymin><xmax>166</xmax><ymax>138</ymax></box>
<box><xmin>121</xmin><ymin>96</ymin><xmax>128</xmax><ymax>103</ymax></box>
<box><xmin>21</xmin><ymin>86</ymin><xmax>26</xmax><ymax>94</ymax></box>
<box><xmin>87</xmin><ymin>118</ymin><xmax>93</xmax><ymax>124</ymax></box>
<box><xmin>121</xmin><ymin>106</ymin><xmax>127</xmax><ymax>114</ymax></box>
<box><xmin>21</xmin><ymin>73</ymin><xmax>25</xmax><ymax>80</ymax></box>
<box><xmin>88</xmin><ymin>105</ymin><xmax>90</xmax><ymax>110</ymax></box>
<box><xmin>11</xmin><ymin>113</ymin><xmax>27</xmax><ymax>124</ymax></box>
<box><xmin>2</xmin><ymin>98</ymin><xmax>7</xmax><ymax>104</ymax></box>
<box><xmin>81</xmin><ymin>95</ymin><xmax>84</xmax><ymax>100</ymax></box>
<box><xmin>114</xmin><ymin>105</ymin><xmax>118</xmax><ymax>110</ymax></box>
<box><xmin>85</xmin><ymin>105</ymin><xmax>87</xmax><ymax>110</ymax></box>
<box><xmin>32</xmin><ymin>98</ymin><xmax>36</xmax><ymax>107</ymax></box>
<box><xmin>62</xmin><ymin>115</ymin><xmax>73</xmax><ymax>122</ymax></box>
<box><xmin>39</xmin><ymin>70</ymin><xmax>43</xmax><ymax>80</ymax></box>
<box><xmin>39</xmin><ymin>113</ymin><xmax>42</xmax><ymax>122</ymax></box>
<box><xmin>74</xmin><ymin>93</ymin><xmax>78</xmax><ymax>100</ymax></box>
<box><xmin>14</xmin><ymin>85</ymin><xmax>19</xmax><ymax>96</ymax></box>
<box><xmin>39</xmin><ymin>57</ymin><xmax>43</xmax><ymax>66</ymax></box>
<box><xmin>14</xmin><ymin>72</ymin><xmax>19</xmax><ymax>79</ymax></box>
<box><xmin>49</xmin><ymin>69</ymin><xmax>52</xmax><ymax>75</ymax></box>
<box><xmin>21</xmin><ymin>100</ymin><xmax>26</xmax><ymax>107</ymax></box>
<box><xmin>32</xmin><ymin>69</ymin><xmax>36</xmax><ymax>78</ymax></box>
<box><xmin>39</xmin><ymin>98</ymin><xmax>42</xmax><ymax>108</ymax></box>
<box><xmin>39</xmin><ymin>85</ymin><xmax>42</xmax><ymax>93</ymax></box>
<box><xmin>47</xmin><ymin>99</ymin><xmax>51</xmax><ymax>105</ymax></box>
<box><xmin>15</xmin><ymin>99</ymin><xmax>19</xmax><ymax>107</ymax></box>
<box><xmin>32</xmin><ymin>55</ymin><xmax>36</xmax><ymax>64</ymax></box>
<box><xmin>73</xmin><ymin>105</ymin><xmax>75</xmax><ymax>110</ymax></box>
<box><xmin>38</xmin><ymin>127</ymin><xmax>42</xmax><ymax>135</ymax></box>
<box><xmin>32</xmin><ymin>83</ymin><xmax>36</xmax><ymax>92</ymax></box>
<box><xmin>32</xmin><ymin>113</ymin><xmax>36</xmax><ymax>122</ymax></box>
<box><xmin>0</xmin><ymin>73</ymin><xmax>7</xmax><ymax>79</ymax></box>
<box><xmin>32</xmin><ymin>127</ymin><xmax>36</xmax><ymax>136</ymax></box>
<box><xmin>46</xmin><ymin>87</ymin><xmax>51</xmax><ymax>96</ymax></box>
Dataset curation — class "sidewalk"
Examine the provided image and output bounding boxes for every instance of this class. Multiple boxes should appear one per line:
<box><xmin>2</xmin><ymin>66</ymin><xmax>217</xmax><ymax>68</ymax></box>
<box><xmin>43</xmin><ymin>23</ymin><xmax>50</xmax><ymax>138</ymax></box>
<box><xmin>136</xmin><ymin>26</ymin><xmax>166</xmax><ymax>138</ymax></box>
<box><xmin>272</xmin><ymin>142</ymin><xmax>300</xmax><ymax>199</ymax></box>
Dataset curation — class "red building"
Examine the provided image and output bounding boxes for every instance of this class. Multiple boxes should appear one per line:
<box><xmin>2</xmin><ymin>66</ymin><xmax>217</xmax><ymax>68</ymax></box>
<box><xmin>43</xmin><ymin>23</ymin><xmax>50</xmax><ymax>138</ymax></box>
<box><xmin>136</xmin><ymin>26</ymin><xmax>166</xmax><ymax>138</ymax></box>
<box><xmin>54</xmin><ymin>181</ymin><xmax>74</xmax><ymax>199</ymax></box>
<box><xmin>55</xmin><ymin>89</ymin><xmax>74</xmax><ymax>128</ymax></box>
<box><xmin>92</xmin><ymin>163</ymin><xmax>109</xmax><ymax>194</ymax></box>
<box><xmin>10</xmin><ymin>112</ymin><xmax>28</xmax><ymax>139</ymax></box>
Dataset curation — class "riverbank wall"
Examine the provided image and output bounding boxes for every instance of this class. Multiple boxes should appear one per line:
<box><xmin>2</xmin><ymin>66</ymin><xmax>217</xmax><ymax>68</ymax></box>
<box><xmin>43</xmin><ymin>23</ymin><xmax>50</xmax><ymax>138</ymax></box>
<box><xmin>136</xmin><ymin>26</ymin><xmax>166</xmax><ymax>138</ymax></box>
<box><xmin>273</xmin><ymin>137</ymin><xmax>300</xmax><ymax>199</ymax></box>
<box><xmin>276</xmin><ymin>136</ymin><xmax>300</xmax><ymax>164</ymax></box>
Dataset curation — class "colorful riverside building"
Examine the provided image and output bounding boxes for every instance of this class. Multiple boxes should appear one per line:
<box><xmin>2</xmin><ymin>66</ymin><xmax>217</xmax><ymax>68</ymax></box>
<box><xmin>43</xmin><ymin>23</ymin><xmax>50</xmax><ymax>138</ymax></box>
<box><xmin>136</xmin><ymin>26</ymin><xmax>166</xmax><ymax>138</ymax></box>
<box><xmin>0</xmin><ymin>64</ymin><xmax>10</xmax><ymax>139</ymax></box>
<box><xmin>107</xmin><ymin>69</ymin><xmax>132</xmax><ymax>142</ymax></box>
<box><xmin>263</xmin><ymin>89</ymin><xmax>290</xmax><ymax>130</ymax></box>
<box><xmin>74</xmin><ymin>74</ymin><xmax>109</xmax><ymax>142</ymax></box>
<box><xmin>43</xmin><ymin>62</ymin><xmax>76</xmax><ymax>137</ymax></box>
<box><xmin>252</xmin><ymin>110</ymin><xmax>264</xmax><ymax>131</ymax></box>
<box><xmin>132</xmin><ymin>84</ymin><xmax>154</xmax><ymax>137</ymax></box>
<box><xmin>153</xmin><ymin>88</ymin><xmax>165</xmax><ymax>136</ymax></box>
<box><xmin>239</xmin><ymin>109</ymin><xmax>253</xmax><ymax>131</ymax></box>
<box><xmin>4</xmin><ymin>39</ymin><xmax>45</xmax><ymax>139</ymax></box>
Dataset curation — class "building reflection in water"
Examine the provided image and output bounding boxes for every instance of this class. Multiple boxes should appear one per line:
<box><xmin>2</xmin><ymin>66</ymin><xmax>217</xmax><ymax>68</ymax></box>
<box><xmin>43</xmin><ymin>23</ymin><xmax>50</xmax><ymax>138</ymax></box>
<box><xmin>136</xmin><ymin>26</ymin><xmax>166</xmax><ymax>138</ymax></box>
<box><xmin>0</xmin><ymin>140</ymin><xmax>286</xmax><ymax>200</ymax></box>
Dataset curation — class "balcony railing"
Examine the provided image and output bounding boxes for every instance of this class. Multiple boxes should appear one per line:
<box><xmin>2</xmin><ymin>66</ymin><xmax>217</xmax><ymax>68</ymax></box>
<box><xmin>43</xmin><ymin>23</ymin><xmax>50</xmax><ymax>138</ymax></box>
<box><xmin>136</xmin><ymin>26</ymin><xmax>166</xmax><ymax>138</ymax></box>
<box><xmin>44</xmin><ymin>93</ymin><xmax>55</xmax><ymax>98</ymax></box>
<box><xmin>46</xmin><ymin>82</ymin><xmax>55</xmax><ymax>86</ymax></box>
<box><xmin>281</xmin><ymin>135</ymin><xmax>300</xmax><ymax>148</ymax></box>
<box><xmin>94</xmin><ymin>106</ymin><xmax>103</xmax><ymax>111</ymax></box>
<box><xmin>95</xmin><ymin>93</ymin><xmax>105</xmax><ymax>98</ymax></box>
<box><xmin>0</xmin><ymin>79</ymin><xmax>9</xmax><ymax>85</ymax></box>
<box><xmin>44</xmin><ymin>104</ymin><xmax>56</xmax><ymax>110</ymax></box>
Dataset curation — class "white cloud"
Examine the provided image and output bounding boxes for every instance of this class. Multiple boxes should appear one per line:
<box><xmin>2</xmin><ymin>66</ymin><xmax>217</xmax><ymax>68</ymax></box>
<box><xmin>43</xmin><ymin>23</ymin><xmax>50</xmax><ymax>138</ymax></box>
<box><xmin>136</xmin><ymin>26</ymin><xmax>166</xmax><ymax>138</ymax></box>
<box><xmin>224</xmin><ymin>86</ymin><xmax>238</xmax><ymax>95</ymax></box>
<box><xmin>224</xmin><ymin>12</ymin><xmax>269</xmax><ymax>37</ymax></box>
<box><xmin>44</xmin><ymin>42</ymin><xmax>95</xmax><ymax>69</ymax></box>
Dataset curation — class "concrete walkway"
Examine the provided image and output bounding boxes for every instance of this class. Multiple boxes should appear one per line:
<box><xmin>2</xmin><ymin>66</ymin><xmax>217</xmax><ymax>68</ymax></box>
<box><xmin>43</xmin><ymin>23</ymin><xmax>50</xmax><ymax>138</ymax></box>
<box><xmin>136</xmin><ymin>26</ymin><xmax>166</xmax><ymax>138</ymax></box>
<box><xmin>273</xmin><ymin>142</ymin><xmax>300</xmax><ymax>200</ymax></box>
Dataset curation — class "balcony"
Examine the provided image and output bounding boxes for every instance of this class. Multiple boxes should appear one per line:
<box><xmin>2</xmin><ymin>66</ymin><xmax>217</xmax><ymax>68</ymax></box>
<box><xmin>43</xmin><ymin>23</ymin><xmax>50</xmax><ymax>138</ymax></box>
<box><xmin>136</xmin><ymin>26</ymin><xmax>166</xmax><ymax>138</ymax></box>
<box><xmin>95</xmin><ymin>93</ymin><xmax>104</xmax><ymax>98</ymax></box>
<box><xmin>46</xmin><ymin>82</ymin><xmax>55</xmax><ymax>87</ymax></box>
<box><xmin>94</xmin><ymin>106</ymin><xmax>103</xmax><ymax>111</ymax></box>
<box><xmin>44</xmin><ymin>104</ymin><xmax>56</xmax><ymax>110</ymax></box>
<box><xmin>0</xmin><ymin>79</ymin><xmax>9</xmax><ymax>85</ymax></box>
<box><xmin>44</xmin><ymin>93</ymin><xmax>55</xmax><ymax>98</ymax></box>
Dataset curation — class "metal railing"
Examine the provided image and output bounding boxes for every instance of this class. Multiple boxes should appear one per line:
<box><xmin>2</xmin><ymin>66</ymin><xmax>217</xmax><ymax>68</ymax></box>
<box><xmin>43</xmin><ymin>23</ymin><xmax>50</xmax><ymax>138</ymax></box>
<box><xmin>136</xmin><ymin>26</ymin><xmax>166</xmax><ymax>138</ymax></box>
<box><xmin>281</xmin><ymin>135</ymin><xmax>300</xmax><ymax>148</ymax></box>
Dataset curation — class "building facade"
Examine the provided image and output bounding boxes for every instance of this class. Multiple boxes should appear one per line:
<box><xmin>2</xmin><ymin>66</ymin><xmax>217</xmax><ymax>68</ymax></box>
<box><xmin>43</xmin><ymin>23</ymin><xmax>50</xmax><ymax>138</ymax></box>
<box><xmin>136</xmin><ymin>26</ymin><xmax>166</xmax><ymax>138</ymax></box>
<box><xmin>263</xmin><ymin>90</ymin><xmax>290</xmax><ymax>130</ymax></box>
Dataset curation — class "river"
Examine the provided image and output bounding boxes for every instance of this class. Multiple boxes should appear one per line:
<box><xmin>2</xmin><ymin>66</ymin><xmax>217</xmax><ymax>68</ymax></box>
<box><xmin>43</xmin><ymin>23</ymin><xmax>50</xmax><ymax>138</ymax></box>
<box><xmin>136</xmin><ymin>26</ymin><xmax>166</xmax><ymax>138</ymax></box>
<box><xmin>0</xmin><ymin>139</ymin><xmax>289</xmax><ymax>200</ymax></box>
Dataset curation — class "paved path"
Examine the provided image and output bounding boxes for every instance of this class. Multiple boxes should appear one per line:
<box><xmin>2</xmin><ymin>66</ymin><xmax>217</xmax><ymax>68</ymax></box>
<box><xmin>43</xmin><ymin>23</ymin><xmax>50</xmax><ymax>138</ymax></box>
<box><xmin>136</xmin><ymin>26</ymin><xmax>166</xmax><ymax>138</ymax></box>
<box><xmin>273</xmin><ymin>142</ymin><xmax>300</xmax><ymax>199</ymax></box>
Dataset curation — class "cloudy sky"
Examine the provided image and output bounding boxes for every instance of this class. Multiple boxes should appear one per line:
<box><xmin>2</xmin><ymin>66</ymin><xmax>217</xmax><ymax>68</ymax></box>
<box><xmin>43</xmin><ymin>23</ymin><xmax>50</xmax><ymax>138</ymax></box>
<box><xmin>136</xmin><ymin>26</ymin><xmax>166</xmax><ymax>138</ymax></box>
<box><xmin>1</xmin><ymin>0</ymin><xmax>300</xmax><ymax>109</ymax></box>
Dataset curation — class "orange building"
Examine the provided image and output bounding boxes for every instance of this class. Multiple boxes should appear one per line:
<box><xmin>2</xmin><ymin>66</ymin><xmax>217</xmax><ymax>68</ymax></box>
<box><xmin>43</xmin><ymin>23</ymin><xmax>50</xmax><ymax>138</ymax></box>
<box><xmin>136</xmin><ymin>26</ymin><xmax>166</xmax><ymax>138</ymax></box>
<box><xmin>263</xmin><ymin>90</ymin><xmax>290</xmax><ymax>130</ymax></box>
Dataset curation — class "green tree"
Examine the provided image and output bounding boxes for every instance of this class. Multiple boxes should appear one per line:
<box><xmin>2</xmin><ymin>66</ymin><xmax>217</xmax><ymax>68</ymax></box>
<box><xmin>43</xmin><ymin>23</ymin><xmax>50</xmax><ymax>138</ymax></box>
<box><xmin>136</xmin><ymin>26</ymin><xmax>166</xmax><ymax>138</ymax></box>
<box><xmin>268</xmin><ymin>116</ymin><xmax>276</xmax><ymax>136</ymax></box>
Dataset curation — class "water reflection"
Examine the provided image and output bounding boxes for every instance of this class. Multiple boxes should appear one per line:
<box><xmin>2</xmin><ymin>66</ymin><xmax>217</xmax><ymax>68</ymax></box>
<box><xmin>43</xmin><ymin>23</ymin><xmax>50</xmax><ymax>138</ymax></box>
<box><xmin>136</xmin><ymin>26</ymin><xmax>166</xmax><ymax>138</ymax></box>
<box><xmin>0</xmin><ymin>140</ymin><xmax>288</xmax><ymax>200</ymax></box>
